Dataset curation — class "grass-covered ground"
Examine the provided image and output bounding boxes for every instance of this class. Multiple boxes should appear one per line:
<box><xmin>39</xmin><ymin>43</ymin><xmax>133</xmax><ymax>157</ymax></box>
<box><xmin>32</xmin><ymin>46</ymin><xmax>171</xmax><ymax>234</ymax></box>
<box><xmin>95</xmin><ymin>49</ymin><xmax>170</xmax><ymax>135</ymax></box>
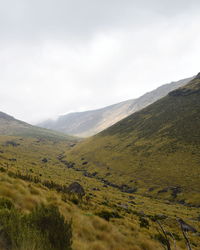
<box><xmin>0</xmin><ymin>76</ymin><xmax>200</xmax><ymax>249</ymax></box>
<box><xmin>66</xmin><ymin>77</ymin><xmax>200</xmax><ymax>207</ymax></box>
<box><xmin>0</xmin><ymin>135</ymin><xmax>199</xmax><ymax>250</ymax></box>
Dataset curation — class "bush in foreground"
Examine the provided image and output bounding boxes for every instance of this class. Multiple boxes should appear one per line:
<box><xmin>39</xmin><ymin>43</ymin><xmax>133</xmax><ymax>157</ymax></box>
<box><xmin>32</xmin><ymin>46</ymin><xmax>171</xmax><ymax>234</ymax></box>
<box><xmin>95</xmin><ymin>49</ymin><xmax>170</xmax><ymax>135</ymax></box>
<box><xmin>0</xmin><ymin>198</ymin><xmax>72</xmax><ymax>250</ymax></box>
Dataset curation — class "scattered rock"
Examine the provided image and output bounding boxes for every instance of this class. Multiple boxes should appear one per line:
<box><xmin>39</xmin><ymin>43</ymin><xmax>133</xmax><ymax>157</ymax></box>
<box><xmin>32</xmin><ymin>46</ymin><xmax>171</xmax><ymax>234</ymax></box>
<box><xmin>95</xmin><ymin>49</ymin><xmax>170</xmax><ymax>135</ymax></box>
<box><xmin>120</xmin><ymin>184</ymin><xmax>137</xmax><ymax>194</ymax></box>
<box><xmin>9</xmin><ymin>158</ymin><xmax>16</xmax><ymax>161</ymax></box>
<box><xmin>42</xmin><ymin>158</ymin><xmax>48</xmax><ymax>163</ymax></box>
<box><xmin>169</xmin><ymin>88</ymin><xmax>200</xmax><ymax>97</ymax></box>
<box><xmin>178</xmin><ymin>219</ymin><xmax>197</xmax><ymax>233</ymax></box>
<box><xmin>157</xmin><ymin>187</ymin><xmax>168</xmax><ymax>194</ymax></box>
<box><xmin>82</xmin><ymin>161</ymin><xmax>88</xmax><ymax>165</ymax></box>
<box><xmin>4</xmin><ymin>141</ymin><xmax>20</xmax><ymax>147</ymax></box>
<box><xmin>128</xmin><ymin>201</ymin><xmax>136</xmax><ymax>205</ymax></box>
<box><xmin>91</xmin><ymin>172</ymin><xmax>98</xmax><ymax>177</ymax></box>
<box><xmin>67</xmin><ymin>182</ymin><xmax>85</xmax><ymax>199</ymax></box>
<box><xmin>171</xmin><ymin>186</ymin><xmax>182</xmax><ymax>198</ymax></box>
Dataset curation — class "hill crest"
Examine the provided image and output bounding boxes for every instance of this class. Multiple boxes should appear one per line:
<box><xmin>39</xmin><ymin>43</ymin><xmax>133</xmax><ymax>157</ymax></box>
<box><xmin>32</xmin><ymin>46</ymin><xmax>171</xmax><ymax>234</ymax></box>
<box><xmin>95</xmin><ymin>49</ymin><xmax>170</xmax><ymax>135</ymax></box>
<box><xmin>38</xmin><ymin>76</ymin><xmax>193</xmax><ymax>137</ymax></box>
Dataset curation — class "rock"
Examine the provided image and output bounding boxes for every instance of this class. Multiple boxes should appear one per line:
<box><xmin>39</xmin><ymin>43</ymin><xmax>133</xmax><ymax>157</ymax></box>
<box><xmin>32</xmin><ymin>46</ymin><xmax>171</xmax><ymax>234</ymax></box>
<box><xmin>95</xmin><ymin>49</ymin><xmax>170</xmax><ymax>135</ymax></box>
<box><xmin>195</xmin><ymin>72</ymin><xmax>200</xmax><ymax>79</ymax></box>
<box><xmin>171</xmin><ymin>186</ymin><xmax>182</xmax><ymax>198</ymax></box>
<box><xmin>120</xmin><ymin>184</ymin><xmax>137</xmax><ymax>193</ymax></box>
<box><xmin>91</xmin><ymin>172</ymin><xmax>98</xmax><ymax>177</ymax></box>
<box><xmin>177</xmin><ymin>219</ymin><xmax>197</xmax><ymax>233</ymax></box>
<box><xmin>128</xmin><ymin>201</ymin><xmax>136</xmax><ymax>205</ymax></box>
<box><xmin>9</xmin><ymin>158</ymin><xmax>16</xmax><ymax>161</ymax></box>
<box><xmin>42</xmin><ymin>158</ymin><xmax>48</xmax><ymax>163</ymax></box>
<box><xmin>169</xmin><ymin>88</ymin><xmax>200</xmax><ymax>97</ymax></box>
<box><xmin>4</xmin><ymin>141</ymin><xmax>20</xmax><ymax>147</ymax></box>
<box><xmin>157</xmin><ymin>187</ymin><xmax>169</xmax><ymax>194</ymax></box>
<box><xmin>82</xmin><ymin>161</ymin><xmax>88</xmax><ymax>165</ymax></box>
<box><xmin>67</xmin><ymin>182</ymin><xmax>85</xmax><ymax>198</ymax></box>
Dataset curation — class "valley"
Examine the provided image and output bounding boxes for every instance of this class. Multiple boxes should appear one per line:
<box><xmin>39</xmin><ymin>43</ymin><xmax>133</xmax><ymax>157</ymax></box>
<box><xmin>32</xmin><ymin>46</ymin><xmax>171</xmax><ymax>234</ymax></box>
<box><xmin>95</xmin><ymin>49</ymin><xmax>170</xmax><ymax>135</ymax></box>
<box><xmin>0</xmin><ymin>75</ymin><xmax>200</xmax><ymax>250</ymax></box>
<box><xmin>38</xmin><ymin>77</ymin><xmax>193</xmax><ymax>137</ymax></box>
<box><xmin>0</xmin><ymin>135</ymin><xmax>199</xmax><ymax>250</ymax></box>
<box><xmin>1</xmin><ymin>1</ymin><xmax>200</xmax><ymax>249</ymax></box>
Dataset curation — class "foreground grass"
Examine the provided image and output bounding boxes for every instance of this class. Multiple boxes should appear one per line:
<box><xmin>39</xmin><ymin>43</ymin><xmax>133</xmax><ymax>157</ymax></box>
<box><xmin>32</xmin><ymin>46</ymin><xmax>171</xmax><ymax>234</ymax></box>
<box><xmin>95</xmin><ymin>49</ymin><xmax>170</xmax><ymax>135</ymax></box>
<box><xmin>0</xmin><ymin>135</ymin><xmax>200</xmax><ymax>249</ymax></box>
<box><xmin>0</xmin><ymin>198</ymin><xmax>72</xmax><ymax>250</ymax></box>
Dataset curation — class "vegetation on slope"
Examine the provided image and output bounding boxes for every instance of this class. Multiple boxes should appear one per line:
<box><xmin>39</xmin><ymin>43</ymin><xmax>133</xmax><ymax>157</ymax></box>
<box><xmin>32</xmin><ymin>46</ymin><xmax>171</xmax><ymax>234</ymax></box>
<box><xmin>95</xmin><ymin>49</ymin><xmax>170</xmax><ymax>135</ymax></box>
<box><xmin>0</xmin><ymin>76</ymin><xmax>200</xmax><ymax>249</ymax></box>
<box><xmin>0</xmin><ymin>198</ymin><xmax>72</xmax><ymax>250</ymax></box>
<box><xmin>0</xmin><ymin>135</ymin><xmax>199</xmax><ymax>249</ymax></box>
<box><xmin>0</xmin><ymin>111</ymin><xmax>76</xmax><ymax>141</ymax></box>
<box><xmin>66</xmin><ymin>74</ymin><xmax>200</xmax><ymax>206</ymax></box>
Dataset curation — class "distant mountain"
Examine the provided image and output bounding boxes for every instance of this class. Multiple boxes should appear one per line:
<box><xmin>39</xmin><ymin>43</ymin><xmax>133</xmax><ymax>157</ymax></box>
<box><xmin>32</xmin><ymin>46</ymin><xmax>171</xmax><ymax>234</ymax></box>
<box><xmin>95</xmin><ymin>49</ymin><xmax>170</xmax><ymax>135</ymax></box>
<box><xmin>38</xmin><ymin>76</ymin><xmax>193</xmax><ymax>137</ymax></box>
<box><xmin>67</xmin><ymin>73</ymin><xmax>200</xmax><ymax>206</ymax></box>
<box><xmin>0</xmin><ymin>111</ymin><xmax>75</xmax><ymax>141</ymax></box>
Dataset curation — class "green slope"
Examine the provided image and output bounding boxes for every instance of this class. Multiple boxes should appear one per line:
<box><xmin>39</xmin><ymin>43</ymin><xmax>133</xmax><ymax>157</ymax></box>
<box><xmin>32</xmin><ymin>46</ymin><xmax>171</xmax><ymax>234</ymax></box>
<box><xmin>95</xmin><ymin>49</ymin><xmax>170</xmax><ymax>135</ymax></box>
<box><xmin>0</xmin><ymin>78</ymin><xmax>200</xmax><ymax>249</ymax></box>
<box><xmin>0</xmin><ymin>111</ymin><xmax>76</xmax><ymax>141</ymax></box>
<box><xmin>67</xmin><ymin>73</ymin><xmax>200</xmax><ymax>206</ymax></box>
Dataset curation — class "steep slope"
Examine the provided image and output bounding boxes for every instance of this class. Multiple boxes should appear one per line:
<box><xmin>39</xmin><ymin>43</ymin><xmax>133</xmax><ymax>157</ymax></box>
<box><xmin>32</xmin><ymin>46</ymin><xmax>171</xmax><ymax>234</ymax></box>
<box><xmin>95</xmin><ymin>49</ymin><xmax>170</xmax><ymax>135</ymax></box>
<box><xmin>0</xmin><ymin>111</ymin><xmax>75</xmax><ymax>141</ymax></box>
<box><xmin>67</xmin><ymin>73</ymin><xmax>200</xmax><ymax>205</ymax></box>
<box><xmin>38</xmin><ymin>77</ymin><xmax>193</xmax><ymax>137</ymax></box>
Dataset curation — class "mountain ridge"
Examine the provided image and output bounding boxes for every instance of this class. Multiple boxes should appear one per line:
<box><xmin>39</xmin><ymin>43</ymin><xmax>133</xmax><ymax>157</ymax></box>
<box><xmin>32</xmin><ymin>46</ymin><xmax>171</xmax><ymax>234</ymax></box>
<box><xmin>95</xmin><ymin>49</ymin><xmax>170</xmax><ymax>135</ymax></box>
<box><xmin>66</xmin><ymin>73</ymin><xmax>200</xmax><ymax>206</ymax></box>
<box><xmin>38</xmin><ymin>76</ymin><xmax>193</xmax><ymax>137</ymax></box>
<box><xmin>0</xmin><ymin>111</ymin><xmax>76</xmax><ymax>141</ymax></box>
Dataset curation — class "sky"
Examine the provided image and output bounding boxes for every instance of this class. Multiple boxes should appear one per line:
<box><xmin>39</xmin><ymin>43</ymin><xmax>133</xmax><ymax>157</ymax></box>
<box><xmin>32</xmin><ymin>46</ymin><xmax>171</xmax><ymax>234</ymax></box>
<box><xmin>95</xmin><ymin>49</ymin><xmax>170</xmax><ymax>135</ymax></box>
<box><xmin>0</xmin><ymin>0</ymin><xmax>200</xmax><ymax>124</ymax></box>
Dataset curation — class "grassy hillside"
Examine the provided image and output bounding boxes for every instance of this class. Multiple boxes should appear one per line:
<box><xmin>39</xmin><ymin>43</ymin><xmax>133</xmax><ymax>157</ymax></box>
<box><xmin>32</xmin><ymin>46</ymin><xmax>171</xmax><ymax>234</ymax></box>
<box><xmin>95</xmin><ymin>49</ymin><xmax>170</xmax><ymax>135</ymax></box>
<box><xmin>66</xmin><ymin>74</ymin><xmax>200</xmax><ymax>206</ymax></box>
<box><xmin>0</xmin><ymin>77</ymin><xmax>200</xmax><ymax>249</ymax></box>
<box><xmin>0</xmin><ymin>135</ymin><xmax>199</xmax><ymax>249</ymax></box>
<box><xmin>0</xmin><ymin>111</ymin><xmax>75</xmax><ymax>141</ymax></box>
<box><xmin>38</xmin><ymin>77</ymin><xmax>192</xmax><ymax>137</ymax></box>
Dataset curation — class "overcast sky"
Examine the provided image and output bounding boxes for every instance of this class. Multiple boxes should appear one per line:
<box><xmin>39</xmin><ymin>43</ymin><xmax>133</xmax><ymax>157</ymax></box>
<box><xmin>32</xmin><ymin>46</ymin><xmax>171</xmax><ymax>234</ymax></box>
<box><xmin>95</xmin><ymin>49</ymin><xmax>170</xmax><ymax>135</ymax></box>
<box><xmin>0</xmin><ymin>0</ymin><xmax>200</xmax><ymax>123</ymax></box>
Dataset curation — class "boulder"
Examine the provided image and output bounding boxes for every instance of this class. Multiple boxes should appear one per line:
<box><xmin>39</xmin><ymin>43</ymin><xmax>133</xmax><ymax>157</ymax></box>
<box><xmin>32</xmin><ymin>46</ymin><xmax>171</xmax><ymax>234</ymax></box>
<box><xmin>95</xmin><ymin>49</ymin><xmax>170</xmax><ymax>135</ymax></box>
<box><xmin>67</xmin><ymin>182</ymin><xmax>85</xmax><ymax>199</ymax></box>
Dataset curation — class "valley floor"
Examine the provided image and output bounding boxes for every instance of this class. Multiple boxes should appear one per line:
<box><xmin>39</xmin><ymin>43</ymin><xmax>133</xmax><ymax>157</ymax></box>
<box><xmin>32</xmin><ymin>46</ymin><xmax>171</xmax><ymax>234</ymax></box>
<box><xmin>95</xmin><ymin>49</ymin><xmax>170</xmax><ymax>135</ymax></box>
<box><xmin>0</xmin><ymin>135</ymin><xmax>199</xmax><ymax>250</ymax></box>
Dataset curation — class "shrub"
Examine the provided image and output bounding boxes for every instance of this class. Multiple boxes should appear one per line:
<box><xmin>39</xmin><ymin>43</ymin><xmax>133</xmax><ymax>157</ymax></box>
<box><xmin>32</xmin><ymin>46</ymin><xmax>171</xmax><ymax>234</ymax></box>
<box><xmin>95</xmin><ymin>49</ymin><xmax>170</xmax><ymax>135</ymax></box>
<box><xmin>96</xmin><ymin>210</ymin><xmax>122</xmax><ymax>221</ymax></box>
<box><xmin>149</xmin><ymin>214</ymin><xmax>167</xmax><ymax>222</ymax></box>
<box><xmin>0</xmin><ymin>167</ymin><xmax>6</xmax><ymax>172</ymax></box>
<box><xmin>139</xmin><ymin>216</ymin><xmax>149</xmax><ymax>228</ymax></box>
<box><xmin>0</xmin><ymin>206</ymin><xmax>44</xmax><ymax>250</ymax></box>
<box><xmin>0</xmin><ymin>199</ymin><xmax>72</xmax><ymax>250</ymax></box>
<box><xmin>29</xmin><ymin>204</ymin><xmax>72</xmax><ymax>250</ymax></box>
<box><xmin>154</xmin><ymin>233</ymin><xmax>169</xmax><ymax>246</ymax></box>
<box><xmin>0</xmin><ymin>197</ymin><xmax>14</xmax><ymax>210</ymax></box>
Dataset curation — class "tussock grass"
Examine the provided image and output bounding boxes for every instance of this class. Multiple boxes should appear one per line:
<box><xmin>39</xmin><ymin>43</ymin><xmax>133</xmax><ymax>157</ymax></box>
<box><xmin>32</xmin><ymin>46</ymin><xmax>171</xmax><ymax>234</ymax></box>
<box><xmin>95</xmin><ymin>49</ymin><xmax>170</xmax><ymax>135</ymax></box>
<box><xmin>66</xmin><ymin>78</ymin><xmax>200</xmax><ymax>207</ymax></box>
<box><xmin>0</xmin><ymin>133</ymin><xmax>200</xmax><ymax>249</ymax></box>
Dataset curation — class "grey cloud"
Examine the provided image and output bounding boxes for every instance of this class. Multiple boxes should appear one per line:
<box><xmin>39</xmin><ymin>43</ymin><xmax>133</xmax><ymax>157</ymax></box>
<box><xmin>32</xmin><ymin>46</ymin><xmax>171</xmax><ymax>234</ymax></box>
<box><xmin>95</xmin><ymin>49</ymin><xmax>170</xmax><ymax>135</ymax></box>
<box><xmin>0</xmin><ymin>0</ymin><xmax>200</xmax><ymax>123</ymax></box>
<box><xmin>1</xmin><ymin>0</ymin><xmax>200</xmax><ymax>40</ymax></box>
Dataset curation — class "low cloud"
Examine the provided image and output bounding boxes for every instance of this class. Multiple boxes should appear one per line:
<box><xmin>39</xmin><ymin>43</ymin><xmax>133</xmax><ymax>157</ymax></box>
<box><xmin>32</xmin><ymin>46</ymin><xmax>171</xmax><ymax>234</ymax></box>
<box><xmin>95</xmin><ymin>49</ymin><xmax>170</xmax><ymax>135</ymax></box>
<box><xmin>0</xmin><ymin>0</ymin><xmax>200</xmax><ymax>123</ymax></box>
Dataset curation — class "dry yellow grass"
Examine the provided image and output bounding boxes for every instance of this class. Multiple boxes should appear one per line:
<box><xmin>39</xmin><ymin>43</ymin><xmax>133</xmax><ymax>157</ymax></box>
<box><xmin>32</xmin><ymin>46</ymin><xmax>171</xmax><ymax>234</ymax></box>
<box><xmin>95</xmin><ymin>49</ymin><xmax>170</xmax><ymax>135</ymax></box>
<box><xmin>0</xmin><ymin>135</ymin><xmax>200</xmax><ymax>249</ymax></box>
